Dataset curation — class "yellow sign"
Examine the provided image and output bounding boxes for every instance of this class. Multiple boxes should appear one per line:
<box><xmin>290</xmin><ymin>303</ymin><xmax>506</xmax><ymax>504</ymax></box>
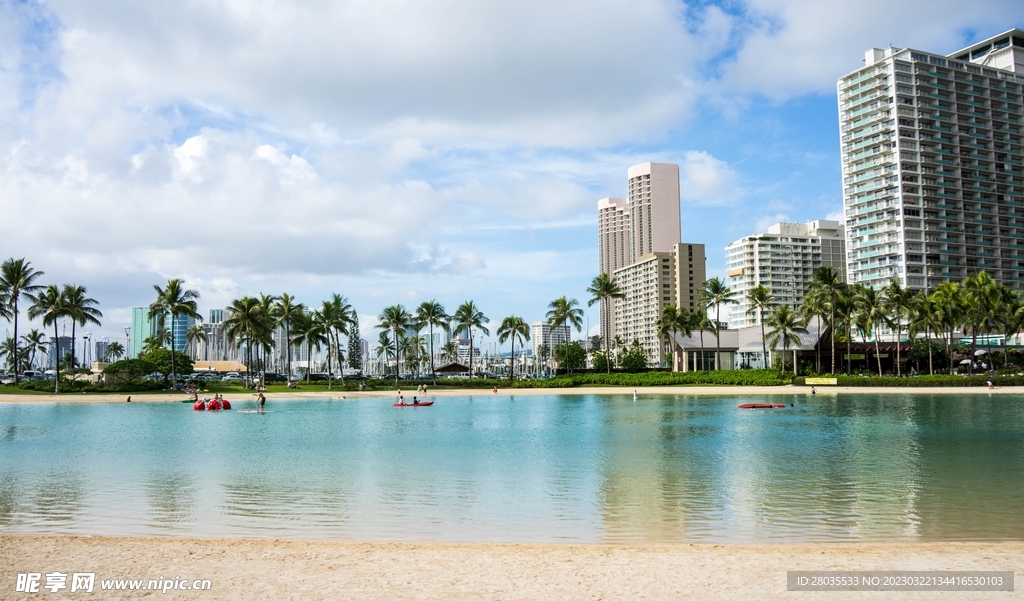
<box><xmin>805</xmin><ymin>377</ymin><xmax>838</xmax><ymax>385</ymax></box>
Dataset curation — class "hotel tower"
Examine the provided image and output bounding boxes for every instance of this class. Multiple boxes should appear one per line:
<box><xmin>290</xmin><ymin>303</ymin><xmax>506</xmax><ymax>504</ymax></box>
<box><xmin>597</xmin><ymin>162</ymin><xmax>705</xmax><ymax>365</ymax></box>
<box><xmin>839</xmin><ymin>29</ymin><xmax>1024</xmax><ymax>290</ymax></box>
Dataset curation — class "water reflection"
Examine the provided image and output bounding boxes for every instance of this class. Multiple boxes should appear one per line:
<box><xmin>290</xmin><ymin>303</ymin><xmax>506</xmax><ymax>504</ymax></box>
<box><xmin>1</xmin><ymin>395</ymin><xmax>1023</xmax><ymax>542</ymax></box>
<box><xmin>144</xmin><ymin>472</ymin><xmax>198</xmax><ymax>530</ymax></box>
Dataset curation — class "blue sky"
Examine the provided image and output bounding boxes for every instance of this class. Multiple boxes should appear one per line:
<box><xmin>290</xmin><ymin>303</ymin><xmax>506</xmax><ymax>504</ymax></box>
<box><xmin>1</xmin><ymin>0</ymin><xmax>1021</xmax><ymax>349</ymax></box>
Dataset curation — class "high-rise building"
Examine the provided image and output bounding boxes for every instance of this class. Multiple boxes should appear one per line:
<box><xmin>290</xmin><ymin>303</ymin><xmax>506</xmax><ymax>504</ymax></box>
<box><xmin>725</xmin><ymin>220</ymin><xmax>846</xmax><ymax>328</ymax></box>
<box><xmin>530</xmin><ymin>321</ymin><xmax>570</xmax><ymax>360</ymax></box>
<box><xmin>597</xmin><ymin>162</ymin><xmax>705</xmax><ymax>366</ymax></box>
<box><xmin>839</xmin><ymin>30</ymin><xmax>1024</xmax><ymax>291</ymax></box>
<box><xmin>612</xmin><ymin>243</ymin><xmax>706</xmax><ymax>364</ymax></box>
<box><xmin>628</xmin><ymin>163</ymin><xmax>682</xmax><ymax>262</ymax></box>
<box><xmin>130</xmin><ymin>307</ymin><xmax>158</xmax><ymax>358</ymax></box>
<box><xmin>94</xmin><ymin>340</ymin><xmax>110</xmax><ymax>363</ymax></box>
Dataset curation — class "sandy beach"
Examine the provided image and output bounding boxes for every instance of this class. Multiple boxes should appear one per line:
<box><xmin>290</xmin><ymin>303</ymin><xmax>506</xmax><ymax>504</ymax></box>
<box><xmin>1</xmin><ymin>536</ymin><xmax>1020</xmax><ymax>600</ymax></box>
<box><xmin>2</xmin><ymin>384</ymin><xmax>1024</xmax><ymax>404</ymax></box>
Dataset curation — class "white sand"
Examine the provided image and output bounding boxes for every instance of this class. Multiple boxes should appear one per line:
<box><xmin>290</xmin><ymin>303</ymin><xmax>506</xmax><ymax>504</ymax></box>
<box><xmin>2</xmin><ymin>536</ymin><xmax>1021</xmax><ymax>600</ymax></box>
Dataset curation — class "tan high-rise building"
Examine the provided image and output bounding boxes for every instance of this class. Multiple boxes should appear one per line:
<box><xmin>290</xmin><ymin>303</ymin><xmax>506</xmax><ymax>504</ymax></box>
<box><xmin>597</xmin><ymin>162</ymin><xmax>705</xmax><ymax>366</ymax></box>
<box><xmin>627</xmin><ymin>163</ymin><xmax>682</xmax><ymax>263</ymax></box>
<box><xmin>612</xmin><ymin>243</ymin><xmax>706</xmax><ymax>365</ymax></box>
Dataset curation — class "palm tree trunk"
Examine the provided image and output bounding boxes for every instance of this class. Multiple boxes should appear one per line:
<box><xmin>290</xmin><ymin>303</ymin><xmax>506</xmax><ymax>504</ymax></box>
<box><xmin>52</xmin><ymin>320</ymin><xmax>61</xmax><ymax>393</ymax></box>
<box><xmin>429</xmin><ymin>323</ymin><xmax>436</xmax><ymax>385</ymax></box>
<box><xmin>830</xmin><ymin>301</ymin><xmax>836</xmax><ymax>374</ymax></box>
<box><xmin>327</xmin><ymin>336</ymin><xmax>333</xmax><ymax>390</ymax></box>
<box><xmin>846</xmin><ymin>330</ymin><xmax>852</xmax><ymax>375</ymax></box>
<box><xmin>715</xmin><ymin>306</ymin><xmax>721</xmax><ymax>371</ymax></box>
<box><xmin>874</xmin><ymin>323</ymin><xmax>882</xmax><ymax>377</ymax></box>
<box><xmin>781</xmin><ymin>341</ymin><xmax>787</xmax><ymax>376</ymax></box>
<box><xmin>895</xmin><ymin>322</ymin><xmax>902</xmax><ymax>377</ymax></box>
<box><xmin>170</xmin><ymin>315</ymin><xmax>177</xmax><ymax>389</ymax></box>
<box><xmin>946</xmin><ymin>326</ymin><xmax>954</xmax><ymax>374</ymax></box>
<box><xmin>285</xmin><ymin>324</ymin><xmax>291</xmax><ymax>382</ymax></box>
<box><xmin>927</xmin><ymin>330</ymin><xmax>933</xmax><ymax>375</ymax></box>
<box><xmin>393</xmin><ymin>328</ymin><xmax>400</xmax><ymax>387</ymax></box>
<box><xmin>698</xmin><ymin>329</ymin><xmax>705</xmax><ymax>371</ymax></box>
<box><xmin>469</xmin><ymin>327</ymin><xmax>474</xmax><ymax>380</ymax></box>
<box><xmin>71</xmin><ymin>321</ymin><xmax>77</xmax><ymax>371</ymax></box>
<box><xmin>760</xmin><ymin>317</ymin><xmax>768</xmax><ymax>370</ymax></box>
<box><xmin>509</xmin><ymin>336</ymin><xmax>515</xmax><ymax>383</ymax></box>
<box><xmin>12</xmin><ymin>297</ymin><xmax>19</xmax><ymax>384</ymax></box>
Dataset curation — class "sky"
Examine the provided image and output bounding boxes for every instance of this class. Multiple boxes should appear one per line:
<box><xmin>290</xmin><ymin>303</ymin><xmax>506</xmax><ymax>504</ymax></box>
<box><xmin>1</xmin><ymin>0</ymin><xmax>1022</xmax><ymax>351</ymax></box>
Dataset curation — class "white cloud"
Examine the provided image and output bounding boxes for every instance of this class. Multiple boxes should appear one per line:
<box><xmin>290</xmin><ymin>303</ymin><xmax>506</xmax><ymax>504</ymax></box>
<box><xmin>679</xmin><ymin>151</ymin><xmax>739</xmax><ymax>205</ymax></box>
<box><xmin>721</xmin><ymin>0</ymin><xmax>1021</xmax><ymax>99</ymax></box>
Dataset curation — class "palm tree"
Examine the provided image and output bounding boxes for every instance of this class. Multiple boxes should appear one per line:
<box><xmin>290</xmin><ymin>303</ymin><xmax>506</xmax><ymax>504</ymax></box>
<box><xmin>325</xmin><ymin>294</ymin><xmax>354</xmax><ymax>383</ymax></box>
<box><xmin>376</xmin><ymin>331</ymin><xmax>397</xmax><ymax>376</ymax></box>
<box><xmin>855</xmin><ymin>286</ymin><xmax>888</xmax><ymax>376</ymax></box>
<box><xmin>881</xmin><ymin>278</ymin><xmax>914</xmax><ymax>376</ymax></box>
<box><xmin>0</xmin><ymin>258</ymin><xmax>45</xmax><ymax>384</ymax></box>
<box><xmin>834</xmin><ymin>286</ymin><xmax>859</xmax><ymax>375</ymax></box>
<box><xmin>586</xmin><ymin>273</ymin><xmax>625</xmax><ymax>373</ymax></box>
<box><xmin>745</xmin><ymin>284</ymin><xmax>774</xmax><ymax>370</ymax></box>
<box><xmin>931</xmin><ymin>282</ymin><xmax>964</xmax><ymax>374</ymax></box>
<box><xmin>452</xmin><ymin>301</ymin><xmax>489</xmax><ymax>379</ymax></box>
<box><xmin>800</xmin><ymin>289</ymin><xmax>827</xmax><ymax>373</ymax></box>
<box><xmin>962</xmin><ymin>272</ymin><xmax>999</xmax><ymax>372</ymax></box>
<box><xmin>702</xmin><ymin>277</ymin><xmax>736</xmax><ymax>371</ymax></box>
<box><xmin>290</xmin><ymin>311</ymin><xmax>327</xmax><ymax>383</ymax></box>
<box><xmin>545</xmin><ymin>296</ymin><xmax>582</xmax><ymax>373</ymax></box>
<box><xmin>0</xmin><ymin>338</ymin><xmax>23</xmax><ymax>372</ymax></box>
<box><xmin>997</xmin><ymin>287</ymin><xmax>1024</xmax><ymax>369</ymax></box>
<box><xmin>765</xmin><ymin>305</ymin><xmax>807</xmax><ymax>376</ymax></box>
<box><xmin>273</xmin><ymin>293</ymin><xmax>305</xmax><ymax>383</ymax></box>
<box><xmin>415</xmin><ymin>300</ymin><xmax>449</xmax><ymax>384</ymax></box>
<box><xmin>807</xmin><ymin>266</ymin><xmax>845</xmax><ymax>374</ymax></box>
<box><xmin>26</xmin><ymin>285</ymin><xmax>67</xmax><ymax>392</ymax></box>
<box><xmin>656</xmin><ymin>304</ymin><xmax>692</xmax><ymax>372</ymax></box>
<box><xmin>104</xmin><ymin>340</ymin><xmax>124</xmax><ymax>362</ymax></box>
<box><xmin>61</xmin><ymin>284</ymin><xmax>102</xmax><ymax>370</ymax></box>
<box><xmin>907</xmin><ymin>291</ymin><xmax>941</xmax><ymax>375</ymax></box>
<box><xmin>497</xmin><ymin>315</ymin><xmax>530</xmax><ymax>382</ymax></box>
<box><xmin>21</xmin><ymin>329</ymin><xmax>48</xmax><ymax>368</ymax></box>
<box><xmin>692</xmin><ymin>310</ymin><xmax>711</xmax><ymax>370</ymax></box>
<box><xmin>377</xmin><ymin>304</ymin><xmax>412</xmax><ymax>386</ymax></box>
<box><xmin>440</xmin><ymin>340</ymin><xmax>458</xmax><ymax>365</ymax></box>
<box><xmin>150</xmin><ymin>279</ymin><xmax>201</xmax><ymax>388</ymax></box>
<box><xmin>223</xmin><ymin>296</ymin><xmax>266</xmax><ymax>387</ymax></box>
<box><xmin>185</xmin><ymin>324</ymin><xmax>207</xmax><ymax>359</ymax></box>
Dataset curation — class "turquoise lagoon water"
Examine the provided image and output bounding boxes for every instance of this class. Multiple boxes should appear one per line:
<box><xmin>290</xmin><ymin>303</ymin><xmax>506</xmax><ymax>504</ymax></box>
<box><xmin>1</xmin><ymin>394</ymin><xmax>1023</xmax><ymax>543</ymax></box>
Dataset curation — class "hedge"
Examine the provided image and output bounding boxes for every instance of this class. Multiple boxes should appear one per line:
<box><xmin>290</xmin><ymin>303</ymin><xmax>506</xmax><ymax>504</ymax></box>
<box><xmin>792</xmin><ymin>375</ymin><xmax>1024</xmax><ymax>387</ymax></box>
<box><xmin>313</xmin><ymin>369</ymin><xmax>790</xmax><ymax>390</ymax></box>
<box><xmin>16</xmin><ymin>379</ymin><xmax>166</xmax><ymax>393</ymax></box>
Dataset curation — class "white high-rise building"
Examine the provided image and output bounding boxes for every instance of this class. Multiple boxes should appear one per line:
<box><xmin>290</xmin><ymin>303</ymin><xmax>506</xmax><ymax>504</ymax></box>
<box><xmin>725</xmin><ymin>220</ymin><xmax>846</xmax><ymax>328</ymax></box>
<box><xmin>839</xmin><ymin>30</ymin><xmax>1024</xmax><ymax>291</ymax></box>
<box><xmin>530</xmin><ymin>321</ymin><xmax>570</xmax><ymax>360</ymax></box>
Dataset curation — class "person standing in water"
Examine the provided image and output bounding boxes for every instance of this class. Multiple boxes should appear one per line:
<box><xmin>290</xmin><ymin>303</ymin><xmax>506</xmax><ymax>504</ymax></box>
<box><xmin>257</xmin><ymin>391</ymin><xmax>266</xmax><ymax>413</ymax></box>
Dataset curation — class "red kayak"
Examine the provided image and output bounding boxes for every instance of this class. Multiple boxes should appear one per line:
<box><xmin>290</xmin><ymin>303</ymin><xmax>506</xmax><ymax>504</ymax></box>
<box><xmin>738</xmin><ymin>403</ymin><xmax>786</xmax><ymax>409</ymax></box>
<box><xmin>393</xmin><ymin>401</ymin><xmax>434</xmax><ymax>407</ymax></box>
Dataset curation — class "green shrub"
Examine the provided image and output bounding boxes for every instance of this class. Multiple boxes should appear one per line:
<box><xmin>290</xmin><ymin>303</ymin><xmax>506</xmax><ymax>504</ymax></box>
<box><xmin>792</xmin><ymin>374</ymin><xmax>1024</xmax><ymax>387</ymax></box>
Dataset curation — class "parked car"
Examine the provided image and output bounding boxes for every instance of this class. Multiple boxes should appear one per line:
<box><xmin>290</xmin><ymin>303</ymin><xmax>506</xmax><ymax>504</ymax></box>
<box><xmin>261</xmin><ymin>373</ymin><xmax>287</xmax><ymax>382</ymax></box>
<box><xmin>307</xmin><ymin>373</ymin><xmax>330</xmax><ymax>381</ymax></box>
<box><xmin>0</xmin><ymin>374</ymin><xmax>15</xmax><ymax>386</ymax></box>
<box><xmin>221</xmin><ymin>373</ymin><xmax>244</xmax><ymax>383</ymax></box>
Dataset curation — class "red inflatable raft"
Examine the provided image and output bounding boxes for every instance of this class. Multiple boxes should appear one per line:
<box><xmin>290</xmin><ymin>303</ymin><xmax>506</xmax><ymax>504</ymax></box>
<box><xmin>738</xmin><ymin>403</ymin><xmax>786</xmax><ymax>409</ymax></box>
<box><xmin>221</xmin><ymin>399</ymin><xmax>231</xmax><ymax>410</ymax></box>
<box><xmin>193</xmin><ymin>399</ymin><xmax>205</xmax><ymax>411</ymax></box>
<box><xmin>393</xmin><ymin>401</ymin><xmax>434</xmax><ymax>407</ymax></box>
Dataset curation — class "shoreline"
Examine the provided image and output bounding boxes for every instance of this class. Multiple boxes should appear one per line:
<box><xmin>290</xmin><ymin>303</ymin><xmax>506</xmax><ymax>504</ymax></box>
<box><xmin>3</xmin><ymin>536</ymin><xmax>1021</xmax><ymax>600</ymax></box>
<box><xmin>1</xmin><ymin>384</ymin><xmax>1024</xmax><ymax>404</ymax></box>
